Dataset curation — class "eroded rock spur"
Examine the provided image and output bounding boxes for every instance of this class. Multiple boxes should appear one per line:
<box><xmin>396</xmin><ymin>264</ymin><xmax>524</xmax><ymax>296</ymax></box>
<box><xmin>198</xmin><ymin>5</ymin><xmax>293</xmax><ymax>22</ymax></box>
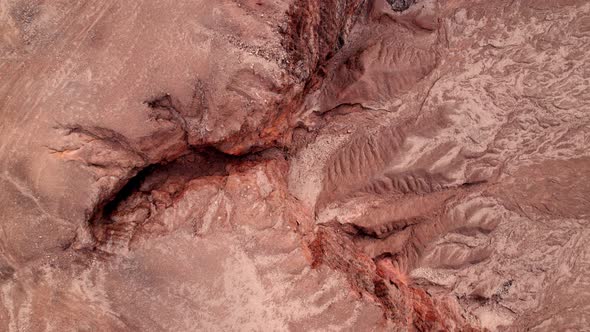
<box><xmin>2</xmin><ymin>0</ymin><xmax>590</xmax><ymax>331</ymax></box>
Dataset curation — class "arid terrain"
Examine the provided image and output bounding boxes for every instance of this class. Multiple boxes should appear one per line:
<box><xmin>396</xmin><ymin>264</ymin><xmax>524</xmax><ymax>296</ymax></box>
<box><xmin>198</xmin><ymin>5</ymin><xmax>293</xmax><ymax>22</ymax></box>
<box><xmin>1</xmin><ymin>0</ymin><xmax>590</xmax><ymax>331</ymax></box>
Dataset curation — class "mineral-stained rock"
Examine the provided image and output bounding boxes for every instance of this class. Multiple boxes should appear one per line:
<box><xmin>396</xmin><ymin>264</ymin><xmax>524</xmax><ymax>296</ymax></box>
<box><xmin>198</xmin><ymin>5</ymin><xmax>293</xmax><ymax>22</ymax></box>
<box><xmin>2</xmin><ymin>0</ymin><xmax>590</xmax><ymax>330</ymax></box>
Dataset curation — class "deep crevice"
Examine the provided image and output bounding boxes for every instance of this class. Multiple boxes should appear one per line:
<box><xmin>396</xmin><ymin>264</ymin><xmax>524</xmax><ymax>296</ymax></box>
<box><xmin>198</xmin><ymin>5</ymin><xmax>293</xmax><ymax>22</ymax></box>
<box><xmin>87</xmin><ymin>144</ymin><xmax>281</xmax><ymax>235</ymax></box>
<box><xmin>99</xmin><ymin>165</ymin><xmax>156</xmax><ymax>225</ymax></box>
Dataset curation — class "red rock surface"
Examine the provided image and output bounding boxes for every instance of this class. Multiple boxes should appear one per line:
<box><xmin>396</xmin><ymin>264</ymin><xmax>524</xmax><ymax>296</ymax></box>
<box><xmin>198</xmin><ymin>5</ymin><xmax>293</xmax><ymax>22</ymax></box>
<box><xmin>2</xmin><ymin>0</ymin><xmax>590</xmax><ymax>331</ymax></box>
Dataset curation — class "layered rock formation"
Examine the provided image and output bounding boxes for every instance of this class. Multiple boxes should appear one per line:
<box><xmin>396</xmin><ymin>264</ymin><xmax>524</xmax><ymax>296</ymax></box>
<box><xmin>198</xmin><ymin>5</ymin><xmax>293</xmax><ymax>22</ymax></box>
<box><xmin>1</xmin><ymin>0</ymin><xmax>590</xmax><ymax>330</ymax></box>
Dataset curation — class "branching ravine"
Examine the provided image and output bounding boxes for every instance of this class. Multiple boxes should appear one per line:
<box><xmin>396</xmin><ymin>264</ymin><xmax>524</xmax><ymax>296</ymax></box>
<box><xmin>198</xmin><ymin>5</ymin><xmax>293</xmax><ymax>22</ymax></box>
<box><xmin>42</xmin><ymin>0</ymin><xmax>486</xmax><ymax>328</ymax></box>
